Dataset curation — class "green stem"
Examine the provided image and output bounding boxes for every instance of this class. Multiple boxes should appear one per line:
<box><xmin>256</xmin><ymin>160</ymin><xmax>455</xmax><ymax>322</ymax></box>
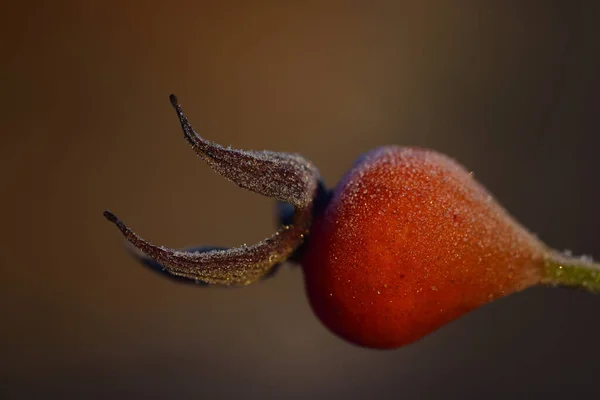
<box><xmin>543</xmin><ymin>251</ymin><xmax>600</xmax><ymax>293</ymax></box>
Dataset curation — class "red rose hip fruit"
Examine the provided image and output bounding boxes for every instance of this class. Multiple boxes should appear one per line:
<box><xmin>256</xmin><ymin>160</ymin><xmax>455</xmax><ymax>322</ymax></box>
<box><xmin>301</xmin><ymin>147</ymin><xmax>546</xmax><ymax>348</ymax></box>
<box><xmin>104</xmin><ymin>96</ymin><xmax>600</xmax><ymax>349</ymax></box>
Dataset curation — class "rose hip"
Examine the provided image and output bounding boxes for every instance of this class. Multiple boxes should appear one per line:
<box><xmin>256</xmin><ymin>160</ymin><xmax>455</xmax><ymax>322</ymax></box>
<box><xmin>104</xmin><ymin>95</ymin><xmax>600</xmax><ymax>349</ymax></box>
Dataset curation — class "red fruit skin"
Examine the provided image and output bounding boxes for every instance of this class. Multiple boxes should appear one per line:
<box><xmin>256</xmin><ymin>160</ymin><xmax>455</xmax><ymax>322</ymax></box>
<box><xmin>301</xmin><ymin>147</ymin><xmax>547</xmax><ymax>349</ymax></box>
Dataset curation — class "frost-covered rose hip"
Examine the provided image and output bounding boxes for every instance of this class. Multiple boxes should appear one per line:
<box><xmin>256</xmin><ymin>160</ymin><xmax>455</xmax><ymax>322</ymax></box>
<box><xmin>301</xmin><ymin>147</ymin><xmax>546</xmax><ymax>348</ymax></box>
<box><xmin>104</xmin><ymin>95</ymin><xmax>600</xmax><ymax>349</ymax></box>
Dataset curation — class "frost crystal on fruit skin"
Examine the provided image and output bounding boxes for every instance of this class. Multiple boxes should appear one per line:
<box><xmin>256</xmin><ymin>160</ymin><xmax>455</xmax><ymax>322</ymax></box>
<box><xmin>104</xmin><ymin>95</ymin><xmax>320</xmax><ymax>286</ymax></box>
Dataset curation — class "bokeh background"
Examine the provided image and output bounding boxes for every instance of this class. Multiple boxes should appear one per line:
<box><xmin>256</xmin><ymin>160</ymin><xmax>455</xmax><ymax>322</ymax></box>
<box><xmin>2</xmin><ymin>1</ymin><xmax>599</xmax><ymax>398</ymax></box>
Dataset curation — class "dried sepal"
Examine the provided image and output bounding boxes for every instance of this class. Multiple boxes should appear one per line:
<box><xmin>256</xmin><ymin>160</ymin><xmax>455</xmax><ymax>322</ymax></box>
<box><xmin>128</xmin><ymin>245</ymin><xmax>223</xmax><ymax>286</ymax></box>
<box><xmin>103</xmin><ymin>95</ymin><xmax>320</xmax><ymax>286</ymax></box>
<box><xmin>170</xmin><ymin>94</ymin><xmax>319</xmax><ymax>208</ymax></box>
<box><xmin>104</xmin><ymin>208</ymin><xmax>311</xmax><ymax>285</ymax></box>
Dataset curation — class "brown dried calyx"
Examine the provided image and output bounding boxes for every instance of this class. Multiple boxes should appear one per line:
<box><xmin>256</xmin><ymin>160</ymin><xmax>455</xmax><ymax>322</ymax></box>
<box><xmin>103</xmin><ymin>95</ymin><xmax>320</xmax><ymax>285</ymax></box>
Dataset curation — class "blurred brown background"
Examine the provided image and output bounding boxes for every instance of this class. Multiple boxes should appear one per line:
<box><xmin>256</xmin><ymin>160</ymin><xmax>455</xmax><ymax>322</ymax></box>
<box><xmin>1</xmin><ymin>1</ymin><xmax>599</xmax><ymax>398</ymax></box>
